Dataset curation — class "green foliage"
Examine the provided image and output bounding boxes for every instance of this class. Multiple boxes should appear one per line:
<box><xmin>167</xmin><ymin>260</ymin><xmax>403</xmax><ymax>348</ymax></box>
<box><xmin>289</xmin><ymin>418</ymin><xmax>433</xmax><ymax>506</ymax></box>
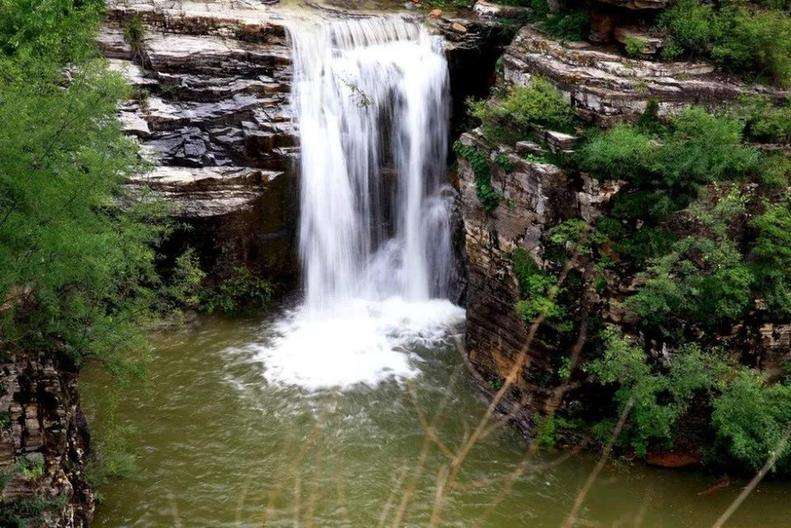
<box><xmin>512</xmin><ymin>248</ymin><xmax>566</xmax><ymax>326</ymax></box>
<box><xmin>711</xmin><ymin>7</ymin><xmax>791</xmax><ymax>87</ymax></box>
<box><xmin>659</xmin><ymin>0</ymin><xmax>791</xmax><ymax>87</ymax></box>
<box><xmin>85</xmin><ymin>387</ymin><xmax>137</xmax><ymax>488</ymax></box>
<box><xmin>734</xmin><ymin>96</ymin><xmax>791</xmax><ymax>144</ymax></box>
<box><xmin>163</xmin><ymin>249</ymin><xmax>207</xmax><ymax>311</ymax></box>
<box><xmin>658</xmin><ymin>108</ymin><xmax>760</xmax><ymax>187</ymax></box>
<box><xmin>469</xmin><ymin>77</ymin><xmax>575</xmax><ymax>144</ymax></box>
<box><xmin>624</xmin><ymin>35</ymin><xmax>647</xmax><ymax>58</ymax></box>
<box><xmin>18</xmin><ymin>456</ymin><xmax>45</xmax><ymax>480</ymax></box>
<box><xmin>454</xmin><ymin>141</ymin><xmax>501</xmax><ymax>213</ymax></box>
<box><xmin>0</xmin><ymin>494</ymin><xmax>68</xmax><ymax>528</ymax></box>
<box><xmin>588</xmin><ymin>328</ymin><xmax>717</xmax><ymax>457</ymax></box>
<box><xmin>579</xmin><ymin>108</ymin><xmax>758</xmax><ymax>208</ymax></box>
<box><xmin>0</xmin><ymin>0</ymin><xmax>104</xmax><ymax>70</ymax></box>
<box><xmin>0</xmin><ymin>0</ymin><xmax>171</xmax><ymax>375</ymax></box>
<box><xmin>659</xmin><ymin>0</ymin><xmax>722</xmax><ymax>59</ymax></box>
<box><xmin>122</xmin><ymin>15</ymin><xmax>146</xmax><ymax>63</ymax></box>
<box><xmin>712</xmin><ymin>370</ymin><xmax>791</xmax><ymax>471</ymax></box>
<box><xmin>577</xmin><ymin>124</ymin><xmax>656</xmax><ymax>181</ymax></box>
<box><xmin>199</xmin><ymin>267</ymin><xmax>273</xmax><ymax>314</ymax></box>
<box><xmin>534</xmin><ymin>415</ymin><xmax>558</xmax><ymax>449</ymax></box>
<box><xmin>628</xmin><ymin>190</ymin><xmax>755</xmax><ymax>334</ymax></box>
<box><xmin>751</xmin><ymin>198</ymin><xmax>791</xmax><ymax>318</ymax></box>
<box><xmin>541</xmin><ymin>9</ymin><xmax>589</xmax><ymax>42</ymax></box>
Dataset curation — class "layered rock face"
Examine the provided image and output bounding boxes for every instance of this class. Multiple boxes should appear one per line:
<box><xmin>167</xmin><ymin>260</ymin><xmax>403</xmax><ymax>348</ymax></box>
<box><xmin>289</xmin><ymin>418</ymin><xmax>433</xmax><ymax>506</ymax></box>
<box><xmin>501</xmin><ymin>25</ymin><xmax>785</xmax><ymax>125</ymax></box>
<box><xmin>0</xmin><ymin>352</ymin><xmax>93</xmax><ymax>527</ymax></box>
<box><xmin>457</xmin><ymin>3</ymin><xmax>788</xmax><ymax>435</ymax></box>
<box><xmin>101</xmin><ymin>0</ymin><xmax>299</xmax><ymax>285</ymax></box>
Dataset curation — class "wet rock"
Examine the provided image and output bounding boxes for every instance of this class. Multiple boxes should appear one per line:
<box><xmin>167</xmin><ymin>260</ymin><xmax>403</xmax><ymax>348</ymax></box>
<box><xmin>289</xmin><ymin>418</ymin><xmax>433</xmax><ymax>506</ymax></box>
<box><xmin>457</xmin><ymin>130</ymin><xmax>579</xmax><ymax>381</ymax></box>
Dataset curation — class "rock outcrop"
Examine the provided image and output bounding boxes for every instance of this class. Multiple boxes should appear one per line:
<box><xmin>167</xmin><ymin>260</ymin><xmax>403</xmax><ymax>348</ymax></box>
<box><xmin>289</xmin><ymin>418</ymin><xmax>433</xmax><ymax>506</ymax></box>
<box><xmin>101</xmin><ymin>0</ymin><xmax>299</xmax><ymax>285</ymax></box>
<box><xmin>0</xmin><ymin>352</ymin><xmax>92</xmax><ymax>527</ymax></box>
<box><xmin>501</xmin><ymin>25</ymin><xmax>786</xmax><ymax>125</ymax></box>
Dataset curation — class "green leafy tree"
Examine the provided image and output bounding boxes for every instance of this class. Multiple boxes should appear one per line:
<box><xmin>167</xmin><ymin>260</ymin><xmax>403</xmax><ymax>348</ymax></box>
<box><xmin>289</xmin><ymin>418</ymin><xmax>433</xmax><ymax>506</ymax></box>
<box><xmin>0</xmin><ymin>0</ymin><xmax>167</xmax><ymax>370</ymax></box>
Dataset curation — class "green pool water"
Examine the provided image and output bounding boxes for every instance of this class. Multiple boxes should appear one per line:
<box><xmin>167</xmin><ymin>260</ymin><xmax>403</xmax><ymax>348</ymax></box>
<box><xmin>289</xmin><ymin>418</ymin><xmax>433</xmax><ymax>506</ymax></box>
<box><xmin>81</xmin><ymin>310</ymin><xmax>790</xmax><ymax>528</ymax></box>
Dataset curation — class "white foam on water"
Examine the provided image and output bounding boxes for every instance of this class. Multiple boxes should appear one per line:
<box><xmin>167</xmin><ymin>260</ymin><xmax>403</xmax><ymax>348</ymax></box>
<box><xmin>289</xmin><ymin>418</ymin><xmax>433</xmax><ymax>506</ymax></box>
<box><xmin>255</xmin><ymin>298</ymin><xmax>464</xmax><ymax>390</ymax></box>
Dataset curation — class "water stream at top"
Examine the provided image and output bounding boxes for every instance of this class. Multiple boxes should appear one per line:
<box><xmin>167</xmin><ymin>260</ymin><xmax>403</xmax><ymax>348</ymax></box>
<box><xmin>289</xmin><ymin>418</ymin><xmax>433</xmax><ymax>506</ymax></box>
<box><xmin>256</xmin><ymin>17</ymin><xmax>464</xmax><ymax>390</ymax></box>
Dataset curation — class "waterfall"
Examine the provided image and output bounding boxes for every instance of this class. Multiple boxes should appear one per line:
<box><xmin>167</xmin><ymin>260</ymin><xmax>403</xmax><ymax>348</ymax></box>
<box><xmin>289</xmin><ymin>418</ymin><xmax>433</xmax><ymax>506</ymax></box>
<box><xmin>253</xmin><ymin>17</ymin><xmax>463</xmax><ymax>390</ymax></box>
<box><xmin>289</xmin><ymin>17</ymin><xmax>453</xmax><ymax>310</ymax></box>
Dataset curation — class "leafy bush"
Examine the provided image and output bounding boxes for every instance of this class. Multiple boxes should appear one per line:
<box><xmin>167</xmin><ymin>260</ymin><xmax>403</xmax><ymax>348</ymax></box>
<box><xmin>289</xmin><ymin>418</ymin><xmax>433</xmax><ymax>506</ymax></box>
<box><xmin>541</xmin><ymin>9</ymin><xmax>589</xmax><ymax>42</ymax></box>
<box><xmin>200</xmin><ymin>267</ymin><xmax>273</xmax><ymax>314</ymax></box>
<box><xmin>0</xmin><ymin>7</ymin><xmax>168</xmax><ymax>367</ymax></box>
<box><xmin>750</xmin><ymin>199</ymin><xmax>791</xmax><ymax>318</ymax></box>
<box><xmin>734</xmin><ymin>96</ymin><xmax>791</xmax><ymax>144</ymax></box>
<box><xmin>658</xmin><ymin>107</ymin><xmax>760</xmax><ymax>187</ymax></box>
<box><xmin>628</xmin><ymin>190</ymin><xmax>755</xmax><ymax>334</ymax></box>
<box><xmin>588</xmin><ymin>328</ymin><xmax>716</xmax><ymax>457</ymax></box>
<box><xmin>512</xmin><ymin>248</ymin><xmax>566</xmax><ymax>327</ymax></box>
<box><xmin>469</xmin><ymin>77</ymin><xmax>575</xmax><ymax>144</ymax></box>
<box><xmin>659</xmin><ymin>0</ymin><xmax>791</xmax><ymax>87</ymax></box>
<box><xmin>577</xmin><ymin>125</ymin><xmax>656</xmax><ymax>181</ymax></box>
<box><xmin>712</xmin><ymin>369</ymin><xmax>791</xmax><ymax>471</ymax></box>
<box><xmin>659</xmin><ymin>0</ymin><xmax>722</xmax><ymax>59</ymax></box>
<box><xmin>711</xmin><ymin>7</ymin><xmax>791</xmax><ymax>87</ymax></box>
<box><xmin>624</xmin><ymin>35</ymin><xmax>648</xmax><ymax>58</ymax></box>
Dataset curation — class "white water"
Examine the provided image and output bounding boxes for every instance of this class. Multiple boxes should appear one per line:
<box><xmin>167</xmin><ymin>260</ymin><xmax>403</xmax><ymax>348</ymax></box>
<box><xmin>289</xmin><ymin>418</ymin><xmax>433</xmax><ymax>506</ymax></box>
<box><xmin>254</xmin><ymin>17</ymin><xmax>463</xmax><ymax>390</ymax></box>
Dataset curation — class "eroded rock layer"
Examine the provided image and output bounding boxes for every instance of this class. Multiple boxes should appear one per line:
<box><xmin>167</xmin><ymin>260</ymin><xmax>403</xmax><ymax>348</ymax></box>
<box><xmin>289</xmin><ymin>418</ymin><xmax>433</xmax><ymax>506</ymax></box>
<box><xmin>101</xmin><ymin>0</ymin><xmax>299</xmax><ymax>284</ymax></box>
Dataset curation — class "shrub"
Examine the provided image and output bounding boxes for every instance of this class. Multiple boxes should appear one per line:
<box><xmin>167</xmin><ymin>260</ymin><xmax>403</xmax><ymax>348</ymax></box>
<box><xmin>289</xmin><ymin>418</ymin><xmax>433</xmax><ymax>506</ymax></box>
<box><xmin>470</xmin><ymin>77</ymin><xmax>575</xmax><ymax>144</ymax></box>
<box><xmin>542</xmin><ymin>10</ymin><xmax>589</xmax><ymax>42</ymax></box>
<box><xmin>711</xmin><ymin>7</ymin><xmax>791</xmax><ymax>87</ymax></box>
<box><xmin>624</xmin><ymin>35</ymin><xmax>648</xmax><ymax>58</ymax></box>
<box><xmin>122</xmin><ymin>14</ymin><xmax>146</xmax><ymax>62</ymax></box>
<box><xmin>659</xmin><ymin>0</ymin><xmax>722</xmax><ymax>58</ymax></box>
<box><xmin>712</xmin><ymin>369</ymin><xmax>791</xmax><ymax>471</ymax></box>
<box><xmin>734</xmin><ymin>96</ymin><xmax>791</xmax><ymax>144</ymax></box>
<box><xmin>751</xmin><ymin>199</ymin><xmax>791</xmax><ymax>318</ymax></box>
<box><xmin>512</xmin><ymin>248</ymin><xmax>566</xmax><ymax>327</ymax></box>
<box><xmin>577</xmin><ymin>125</ymin><xmax>656</xmax><ymax>181</ymax></box>
<box><xmin>200</xmin><ymin>267</ymin><xmax>273</xmax><ymax>314</ymax></box>
<box><xmin>658</xmin><ymin>107</ymin><xmax>760</xmax><ymax>187</ymax></box>
<box><xmin>588</xmin><ymin>328</ymin><xmax>716</xmax><ymax>457</ymax></box>
<box><xmin>659</xmin><ymin>1</ymin><xmax>791</xmax><ymax>87</ymax></box>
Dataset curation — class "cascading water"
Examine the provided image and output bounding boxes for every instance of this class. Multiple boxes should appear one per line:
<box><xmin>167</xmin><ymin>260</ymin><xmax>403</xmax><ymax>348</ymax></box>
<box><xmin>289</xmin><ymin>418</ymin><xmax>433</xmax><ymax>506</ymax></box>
<box><xmin>254</xmin><ymin>16</ymin><xmax>464</xmax><ymax>390</ymax></box>
<box><xmin>291</xmin><ymin>17</ymin><xmax>453</xmax><ymax>309</ymax></box>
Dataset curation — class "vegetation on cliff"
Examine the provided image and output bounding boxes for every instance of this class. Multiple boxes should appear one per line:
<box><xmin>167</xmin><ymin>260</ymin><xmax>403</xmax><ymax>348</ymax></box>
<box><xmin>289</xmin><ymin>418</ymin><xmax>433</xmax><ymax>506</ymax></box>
<box><xmin>468</xmin><ymin>69</ymin><xmax>790</xmax><ymax>473</ymax></box>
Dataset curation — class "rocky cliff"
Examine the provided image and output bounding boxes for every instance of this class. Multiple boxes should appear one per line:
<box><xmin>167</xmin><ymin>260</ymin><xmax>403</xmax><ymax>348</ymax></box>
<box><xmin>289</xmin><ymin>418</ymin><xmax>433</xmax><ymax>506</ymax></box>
<box><xmin>100</xmin><ymin>0</ymin><xmax>300</xmax><ymax>287</ymax></box>
<box><xmin>0</xmin><ymin>352</ymin><xmax>93</xmax><ymax>527</ymax></box>
<box><xmin>456</xmin><ymin>1</ymin><xmax>789</xmax><ymax>467</ymax></box>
